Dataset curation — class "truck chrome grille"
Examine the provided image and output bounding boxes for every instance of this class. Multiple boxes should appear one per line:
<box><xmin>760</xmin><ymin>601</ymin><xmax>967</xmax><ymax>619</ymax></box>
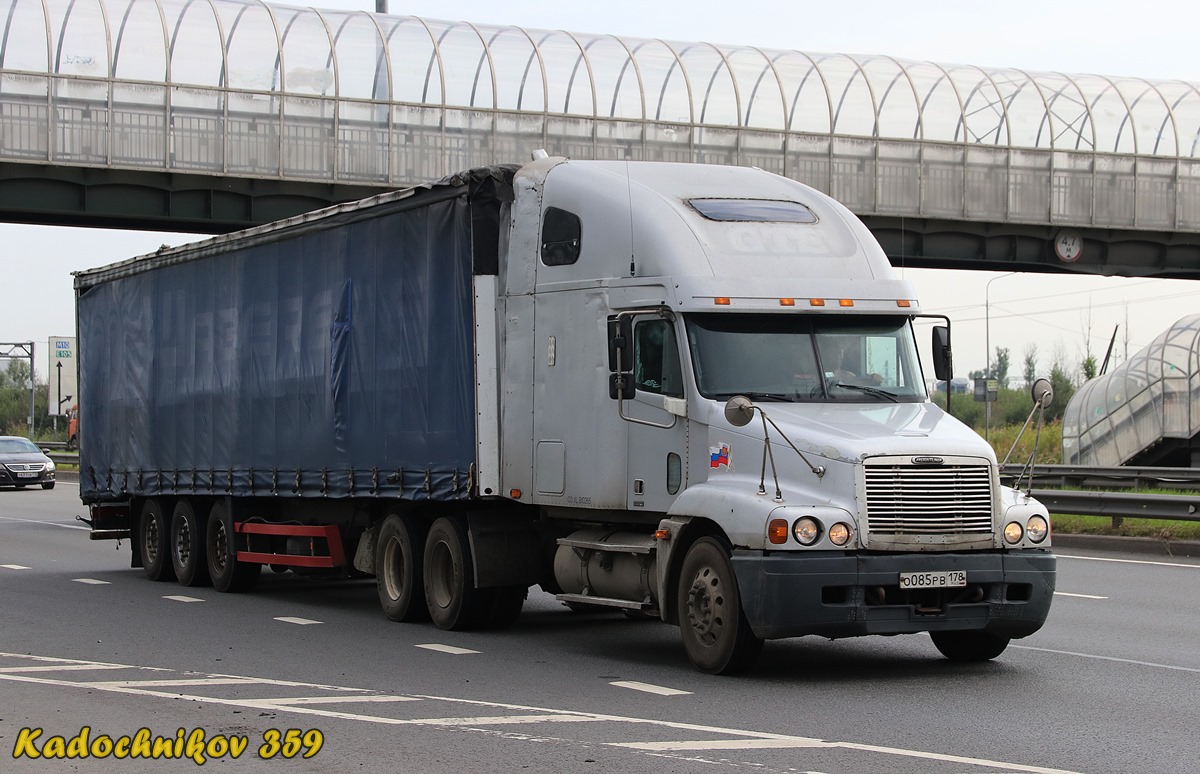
<box><xmin>864</xmin><ymin>463</ymin><xmax>994</xmax><ymax>535</ymax></box>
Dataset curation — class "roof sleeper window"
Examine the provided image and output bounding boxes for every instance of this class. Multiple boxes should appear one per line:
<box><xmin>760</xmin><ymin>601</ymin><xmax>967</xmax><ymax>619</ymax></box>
<box><xmin>541</xmin><ymin>207</ymin><xmax>582</xmax><ymax>266</ymax></box>
<box><xmin>689</xmin><ymin>198</ymin><xmax>817</xmax><ymax>223</ymax></box>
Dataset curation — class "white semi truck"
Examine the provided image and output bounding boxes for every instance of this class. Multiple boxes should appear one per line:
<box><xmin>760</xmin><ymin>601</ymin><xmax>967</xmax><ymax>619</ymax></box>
<box><xmin>77</xmin><ymin>156</ymin><xmax>1055</xmax><ymax>674</ymax></box>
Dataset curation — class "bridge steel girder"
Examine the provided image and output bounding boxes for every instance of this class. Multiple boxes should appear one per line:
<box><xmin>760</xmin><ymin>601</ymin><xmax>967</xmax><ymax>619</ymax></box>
<box><xmin>0</xmin><ymin>162</ymin><xmax>385</xmax><ymax>235</ymax></box>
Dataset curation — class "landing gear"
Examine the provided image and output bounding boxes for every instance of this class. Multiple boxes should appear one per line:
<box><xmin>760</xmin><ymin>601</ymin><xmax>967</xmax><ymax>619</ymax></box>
<box><xmin>677</xmin><ymin>537</ymin><xmax>763</xmax><ymax>674</ymax></box>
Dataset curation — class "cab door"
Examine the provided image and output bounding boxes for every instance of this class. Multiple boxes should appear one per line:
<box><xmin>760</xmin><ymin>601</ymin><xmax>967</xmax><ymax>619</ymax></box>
<box><xmin>624</xmin><ymin>316</ymin><xmax>689</xmax><ymax>513</ymax></box>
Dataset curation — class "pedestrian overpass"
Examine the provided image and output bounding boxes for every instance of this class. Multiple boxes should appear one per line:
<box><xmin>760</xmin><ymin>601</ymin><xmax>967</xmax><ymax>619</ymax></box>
<box><xmin>2</xmin><ymin>0</ymin><xmax>1200</xmax><ymax>279</ymax></box>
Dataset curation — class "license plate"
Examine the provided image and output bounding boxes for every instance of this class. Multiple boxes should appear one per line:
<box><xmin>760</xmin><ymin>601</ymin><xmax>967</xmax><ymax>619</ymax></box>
<box><xmin>899</xmin><ymin>570</ymin><xmax>966</xmax><ymax>589</ymax></box>
<box><xmin>16</xmin><ymin>472</ymin><xmax>37</xmax><ymax>479</ymax></box>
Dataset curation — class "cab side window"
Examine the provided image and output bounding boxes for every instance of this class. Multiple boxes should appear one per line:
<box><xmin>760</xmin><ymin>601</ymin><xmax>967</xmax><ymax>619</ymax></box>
<box><xmin>541</xmin><ymin>207</ymin><xmax>581</xmax><ymax>266</ymax></box>
<box><xmin>634</xmin><ymin>320</ymin><xmax>683</xmax><ymax>398</ymax></box>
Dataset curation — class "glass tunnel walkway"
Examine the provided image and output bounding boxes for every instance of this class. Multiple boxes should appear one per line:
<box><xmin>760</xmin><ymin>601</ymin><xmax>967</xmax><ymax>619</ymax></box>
<box><xmin>4</xmin><ymin>0</ymin><xmax>1200</xmax><ymax>237</ymax></box>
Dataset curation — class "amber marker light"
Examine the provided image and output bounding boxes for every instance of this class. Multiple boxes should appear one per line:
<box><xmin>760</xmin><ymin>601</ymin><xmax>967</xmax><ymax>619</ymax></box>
<box><xmin>654</xmin><ymin>528</ymin><xmax>671</xmax><ymax>540</ymax></box>
<box><xmin>768</xmin><ymin>519</ymin><xmax>789</xmax><ymax>544</ymax></box>
<box><xmin>897</xmin><ymin>299</ymin><xmax>912</xmax><ymax>308</ymax></box>
<box><xmin>510</xmin><ymin>489</ymin><xmax>522</xmax><ymax>499</ymax></box>
<box><xmin>838</xmin><ymin>299</ymin><xmax>855</xmax><ymax>307</ymax></box>
<box><xmin>809</xmin><ymin>298</ymin><xmax>826</xmax><ymax>307</ymax></box>
<box><xmin>779</xmin><ymin>298</ymin><xmax>796</xmax><ymax>307</ymax></box>
<box><xmin>714</xmin><ymin>297</ymin><xmax>731</xmax><ymax>305</ymax></box>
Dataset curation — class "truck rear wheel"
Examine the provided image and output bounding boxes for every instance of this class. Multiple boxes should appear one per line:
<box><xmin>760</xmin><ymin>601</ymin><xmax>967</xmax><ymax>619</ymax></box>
<box><xmin>376</xmin><ymin>513</ymin><xmax>428</xmax><ymax>622</ymax></box>
<box><xmin>205</xmin><ymin>501</ymin><xmax>260</xmax><ymax>593</ymax></box>
<box><xmin>423</xmin><ymin>516</ymin><xmax>488</xmax><ymax>630</ymax></box>
<box><xmin>138</xmin><ymin>499</ymin><xmax>174</xmax><ymax>582</ymax></box>
<box><xmin>170</xmin><ymin>499</ymin><xmax>209</xmax><ymax>587</ymax></box>
<box><xmin>930</xmin><ymin>630</ymin><xmax>1010</xmax><ymax>661</ymax></box>
<box><xmin>677</xmin><ymin>537</ymin><xmax>763</xmax><ymax>674</ymax></box>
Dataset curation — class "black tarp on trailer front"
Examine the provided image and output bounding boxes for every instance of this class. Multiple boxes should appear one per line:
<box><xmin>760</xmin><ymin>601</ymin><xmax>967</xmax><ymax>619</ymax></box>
<box><xmin>75</xmin><ymin>167</ymin><xmax>516</xmax><ymax>503</ymax></box>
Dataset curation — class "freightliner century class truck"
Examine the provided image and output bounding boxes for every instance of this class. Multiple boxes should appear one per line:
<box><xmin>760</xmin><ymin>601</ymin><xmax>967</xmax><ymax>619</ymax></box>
<box><xmin>76</xmin><ymin>156</ymin><xmax>1055</xmax><ymax>674</ymax></box>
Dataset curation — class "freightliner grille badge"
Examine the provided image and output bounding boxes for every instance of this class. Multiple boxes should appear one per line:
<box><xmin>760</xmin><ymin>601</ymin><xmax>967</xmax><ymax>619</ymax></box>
<box><xmin>910</xmin><ymin>456</ymin><xmax>944</xmax><ymax>465</ymax></box>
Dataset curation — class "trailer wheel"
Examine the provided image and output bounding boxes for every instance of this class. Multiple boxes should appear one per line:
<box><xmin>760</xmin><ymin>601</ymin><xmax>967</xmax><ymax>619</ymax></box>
<box><xmin>376</xmin><ymin>514</ymin><xmax>428</xmax><ymax>622</ymax></box>
<box><xmin>205</xmin><ymin>501</ymin><xmax>260</xmax><ymax>593</ymax></box>
<box><xmin>170</xmin><ymin>500</ymin><xmax>209</xmax><ymax>587</ymax></box>
<box><xmin>677</xmin><ymin>537</ymin><xmax>763</xmax><ymax>674</ymax></box>
<box><xmin>930</xmin><ymin>630</ymin><xmax>1010</xmax><ymax>662</ymax></box>
<box><xmin>423</xmin><ymin>517</ymin><xmax>487</xmax><ymax>630</ymax></box>
<box><xmin>485</xmin><ymin>585</ymin><xmax>527</xmax><ymax>629</ymax></box>
<box><xmin>138</xmin><ymin>499</ymin><xmax>175</xmax><ymax>582</ymax></box>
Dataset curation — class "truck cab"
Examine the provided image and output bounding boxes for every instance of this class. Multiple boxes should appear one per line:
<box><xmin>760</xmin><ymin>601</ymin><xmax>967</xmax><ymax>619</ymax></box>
<box><xmin>500</xmin><ymin>157</ymin><xmax>1054</xmax><ymax>672</ymax></box>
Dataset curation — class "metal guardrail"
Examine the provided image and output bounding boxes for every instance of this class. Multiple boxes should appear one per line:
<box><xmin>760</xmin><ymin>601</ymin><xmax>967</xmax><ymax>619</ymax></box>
<box><xmin>1029</xmin><ymin>489</ymin><xmax>1200</xmax><ymax>523</ymax></box>
<box><xmin>1002</xmin><ymin>464</ymin><xmax>1200</xmax><ymax>491</ymax></box>
<box><xmin>48</xmin><ymin>452</ymin><xmax>76</xmax><ymax>465</ymax></box>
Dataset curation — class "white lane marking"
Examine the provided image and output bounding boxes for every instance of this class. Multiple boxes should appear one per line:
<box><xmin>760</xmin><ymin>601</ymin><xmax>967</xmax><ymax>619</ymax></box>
<box><xmin>610</xmin><ymin>680</ymin><xmax>692</xmax><ymax>696</ymax></box>
<box><xmin>0</xmin><ymin>664</ymin><xmax>133</xmax><ymax>674</ymax></box>
<box><xmin>413</xmin><ymin>714</ymin><xmax>608</xmax><ymax>726</ymax></box>
<box><xmin>0</xmin><ymin>515</ymin><xmax>88</xmax><ymax>530</ymax></box>
<box><xmin>73</xmin><ymin>578</ymin><xmax>111</xmax><ymax>585</ymax></box>
<box><xmin>0</xmin><ymin>652</ymin><xmax>168</xmax><ymax>672</ymax></box>
<box><xmin>415</xmin><ymin>643</ymin><xmax>479</xmax><ymax>655</ymax></box>
<box><xmin>0</xmin><ymin>652</ymin><xmax>1087</xmax><ymax>774</ymax></box>
<box><xmin>163</xmin><ymin>595</ymin><xmax>204</xmax><ymax>603</ymax></box>
<box><xmin>261</xmin><ymin>695</ymin><xmax>419</xmax><ymax>706</ymax></box>
<box><xmin>86</xmin><ymin>678</ymin><xmax>264</xmax><ymax>688</ymax></box>
<box><xmin>1057</xmin><ymin>553</ymin><xmax>1200</xmax><ymax>569</ymax></box>
<box><xmin>1</xmin><ymin>564</ymin><xmax>30</xmax><ymax>570</ymax></box>
<box><xmin>274</xmin><ymin>616</ymin><xmax>322</xmax><ymax>625</ymax></box>
<box><xmin>1053</xmin><ymin>591</ymin><xmax>1107</xmax><ymax>599</ymax></box>
<box><xmin>614</xmin><ymin>739</ymin><xmax>829</xmax><ymax>751</ymax></box>
<box><xmin>1010</xmin><ymin>644</ymin><xmax>1200</xmax><ymax>674</ymax></box>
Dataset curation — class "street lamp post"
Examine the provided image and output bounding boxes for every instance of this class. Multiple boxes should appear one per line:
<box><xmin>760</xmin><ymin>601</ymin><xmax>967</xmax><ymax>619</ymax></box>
<box><xmin>984</xmin><ymin>272</ymin><xmax>1018</xmax><ymax>442</ymax></box>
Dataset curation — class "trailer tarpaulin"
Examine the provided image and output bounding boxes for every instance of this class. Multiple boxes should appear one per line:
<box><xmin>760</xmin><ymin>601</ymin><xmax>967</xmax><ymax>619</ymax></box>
<box><xmin>76</xmin><ymin>185</ymin><xmax>488</xmax><ymax>503</ymax></box>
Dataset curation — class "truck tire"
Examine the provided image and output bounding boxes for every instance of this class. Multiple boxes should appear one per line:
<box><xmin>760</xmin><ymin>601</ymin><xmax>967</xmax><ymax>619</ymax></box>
<box><xmin>376</xmin><ymin>513</ymin><xmax>428</xmax><ymax>622</ymax></box>
<box><xmin>205</xmin><ymin>501</ymin><xmax>260</xmax><ymax>593</ymax></box>
<box><xmin>138</xmin><ymin>499</ymin><xmax>175</xmax><ymax>582</ymax></box>
<box><xmin>170</xmin><ymin>499</ymin><xmax>209</xmax><ymax>587</ymax></box>
<box><xmin>930</xmin><ymin>630</ymin><xmax>1010</xmax><ymax>661</ymax></box>
<box><xmin>423</xmin><ymin>516</ymin><xmax>488</xmax><ymax>630</ymax></box>
<box><xmin>677</xmin><ymin>537</ymin><xmax>763</xmax><ymax>675</ymax></box>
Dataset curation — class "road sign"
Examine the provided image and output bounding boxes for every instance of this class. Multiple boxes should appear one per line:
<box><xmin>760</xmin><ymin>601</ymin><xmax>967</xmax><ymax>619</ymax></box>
<box><xmin>48</xmin><ymin>337</ymin><xmax>77</xmax><ymax>417</ymax></box>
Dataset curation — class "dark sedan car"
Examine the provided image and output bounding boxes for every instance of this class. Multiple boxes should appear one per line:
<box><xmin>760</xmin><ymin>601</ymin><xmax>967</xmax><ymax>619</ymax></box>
<box><xmin>0</xmin><ymin>436</ymin><xmax>56</xmax><ymax>490</ymax></box>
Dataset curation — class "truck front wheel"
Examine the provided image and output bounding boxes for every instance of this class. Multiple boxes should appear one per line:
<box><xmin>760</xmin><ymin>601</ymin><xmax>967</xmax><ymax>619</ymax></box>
<box><xmin>677</xmin><ymin>537</ymin><xmax>763</xmax><ymax>674</ymax></box>
<box><xmin>138</xmin><ymin>499</ymin><xmax>174</xmax><ymax>582</ymax></box>
<box><xmin>930</xmin><ymin>630</ymin><xmax>1010</xmax><ymax>661</ymax></box>
<box><xmin>170</xmin><ymin>499</ymin><xmax>209</xmax><ymax>587</ymax></box>
<box><xmin>423</xmin><ymin>517</ymin><xmax>488</xmax><ymax>630</ymax></box>
<box><xmin>376</xmin><ymin>513</ymin><xmax>428</xmax><ymax>622</ymax></box>
<box><xmin>205</xmin><ymin>502</ymin><xmax>260</xmax><ymax>593</ymax></box>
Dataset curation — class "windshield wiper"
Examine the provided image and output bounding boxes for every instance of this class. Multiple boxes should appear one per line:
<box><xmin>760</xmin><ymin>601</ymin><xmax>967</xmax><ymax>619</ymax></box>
<box><xmin>832</xmin><ymin>382</ymin><xmax>900</xmax><ymax>402</ymax></box>
<box><xmin>712</xmin><ymin>391</ymin><xmax>796</xmax><ymax>403</ymax></box>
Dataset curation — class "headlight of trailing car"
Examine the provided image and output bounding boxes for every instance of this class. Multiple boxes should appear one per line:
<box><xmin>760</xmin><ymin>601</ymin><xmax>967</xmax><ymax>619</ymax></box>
<box><xmin>45</xmin><ymin>460</ymin><xmax>55</xmax><ymax>472</ymax></box>
<box><xmin>1026</xmin><ymin>515</ymin><xmax>1049</xmax><ymax>543</ymax></box>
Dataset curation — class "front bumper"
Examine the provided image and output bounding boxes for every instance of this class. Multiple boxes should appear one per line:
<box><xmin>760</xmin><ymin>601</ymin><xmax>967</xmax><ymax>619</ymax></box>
<box><xmin>0</xmin><ymin>465</ymin><xmax>54</xmax><ymax>487</ymax></box>
<box><xmin>733</xmin><ymin>549</ymin><xmax>1055</xmax><ymax>640</ymax></box>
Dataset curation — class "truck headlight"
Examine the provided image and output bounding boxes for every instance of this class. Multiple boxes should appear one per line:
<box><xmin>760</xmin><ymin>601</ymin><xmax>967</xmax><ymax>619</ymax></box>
<box><xmin>1003</xmin><ymin>521</ymin><xmax>1024</xmax><ymax>544</ymax></box>
<box><xmin>792</xmin><ymin>517</ymin><xmax>821</xmax><ymax>546</ymax></box>
<box><xmin>1026</xmin><ymin>515</ymin><xmax>1049</xmax><ymax>543</ymax></box>
<box><xmin>828</xmin><ymin>522</ymin><xmax>853</xmax><ymax>546</ymax></box>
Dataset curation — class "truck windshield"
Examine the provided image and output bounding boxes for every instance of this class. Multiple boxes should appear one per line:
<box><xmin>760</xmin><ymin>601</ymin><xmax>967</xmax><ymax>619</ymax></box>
<box><xmin>685</xmin><ymin>314</ymin><xmax>926</xmax><ymax>403</ymax></box>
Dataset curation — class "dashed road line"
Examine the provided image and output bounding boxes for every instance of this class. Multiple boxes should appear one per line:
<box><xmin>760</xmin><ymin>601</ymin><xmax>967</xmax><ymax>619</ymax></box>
<box><xmin>1010</xmin><ymin>644</ymin><xmax>1200</xmax><ymax>673</ymax></box>
<box><xmin>1053</xmin><ymin>591</ymin><xmax>1107</xmax><ymax>599</ymax></box>
<box><xmin>415</xmin><ymin>643</ymin><xmax>480</xmax><ymax>655</ymax></box>
<box><xmin>0</xmin><ymin>515</ymin><xmax>88</xmax><ymax>530</ymax></box>
<box><xmin>274</xmin><ymin>616</ymin><xmax>322</xmax><ymax>625</ymax></box>
<box><xmin>610</xmin><ymin>680</ymin><xmax>692</xmax><ymax>696</ymax></box>
<box><xmin>1</xmin><ymin>563</ymin><xmax>30</xmax><ymax>569</ymax></box>
<box><xmin>73</xmin><ymin>578</ymin><xmax>110</xmax><ymax>585</ymax></box>
<box><xmin>163</xmin><ymin>594</ymin><xmax>205</xmax><ymax>602</ymax></box>
<box><xmin>0</xmin><ymin>652</ymin><xmax>1086</xmax><ymax>774</ymax></box>
<box><xmin>1057</xmin><ymin>553</ymin><xmax>1200</xmax><ymax>569</ymax></box>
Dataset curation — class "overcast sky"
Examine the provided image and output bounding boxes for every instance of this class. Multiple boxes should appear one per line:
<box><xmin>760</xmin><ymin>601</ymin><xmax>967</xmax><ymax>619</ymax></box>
<box><xmin>5</xmin><ymin>0</ymin><xmax>1199</xmax><ymax>382</ymax></box>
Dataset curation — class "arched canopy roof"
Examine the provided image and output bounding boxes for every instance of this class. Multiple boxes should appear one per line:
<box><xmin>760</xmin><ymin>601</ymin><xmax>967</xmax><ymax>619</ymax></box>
<box><xmin>4</xmin><ymin>0</ymin><xmax>1200</xmax><ymax>157</ymax></box>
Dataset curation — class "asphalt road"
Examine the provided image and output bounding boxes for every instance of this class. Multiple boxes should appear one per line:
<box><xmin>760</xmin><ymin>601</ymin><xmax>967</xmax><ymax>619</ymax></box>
<box><xmin>1</xmin><ymin>483</ymin><xmax>1197</xmax><ymax>774</ymax></box>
